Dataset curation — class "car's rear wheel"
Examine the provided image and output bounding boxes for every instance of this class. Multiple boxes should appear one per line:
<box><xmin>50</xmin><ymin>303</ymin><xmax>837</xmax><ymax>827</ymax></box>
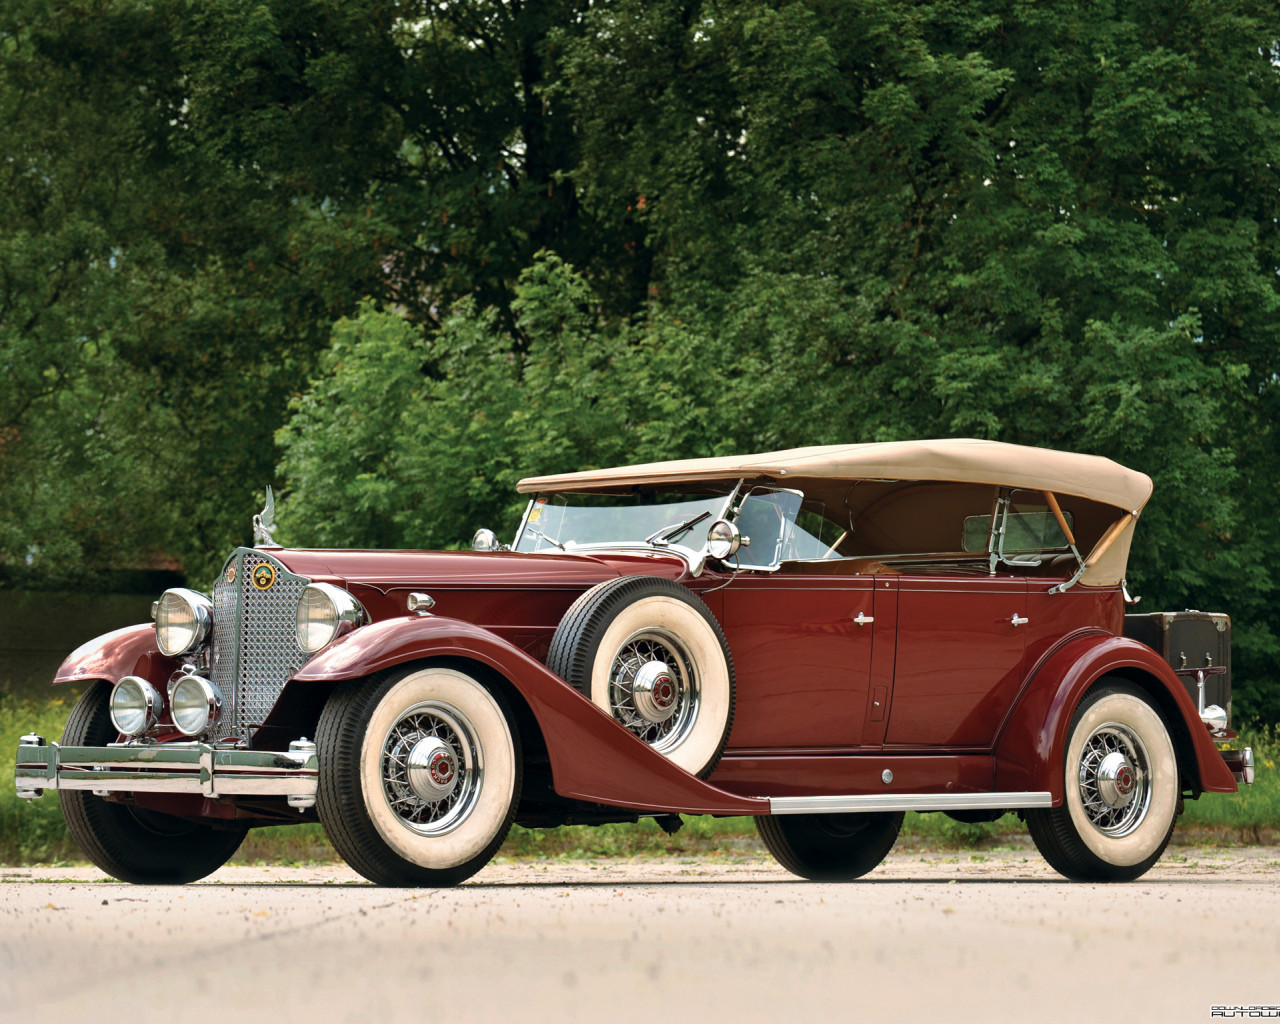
<box><xmin>316</xmin><ymin>665</ymin><xmax>521</xmax><ymax>887</ymax></box>
<box><xmin>547</xmin><ymin>576</ymin><xmax>735</xmax><ymax>778</ymax></box>
<box><xmin>757</xmin><ymin>812</ymin><xmax>904</xmax><ymax>881</ymax></box>
<box><xmin>59</xmin><ymin>681</ymin><xmax>247</xmax><ymax>884</ymax></box>
<box><xmin>1026</xmin><ymin>681</ymin><xmax>1178</xmax><ymax>881</ymax></box>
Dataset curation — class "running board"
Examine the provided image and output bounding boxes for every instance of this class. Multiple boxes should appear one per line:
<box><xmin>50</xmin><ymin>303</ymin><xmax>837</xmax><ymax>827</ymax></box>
<box><xmin>769</xmin><ymin>792</ymin><xmax>1054</xmax><ymax>814</ymax></box>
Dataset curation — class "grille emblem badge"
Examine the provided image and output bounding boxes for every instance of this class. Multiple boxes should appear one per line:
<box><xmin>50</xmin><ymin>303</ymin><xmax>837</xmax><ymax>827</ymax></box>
<box><xmin>225</xmin><ymin>566</ymin><xmax>237</xmax><ymax>584</ymax></box>
<box><xmin>251</xmin><ymin>563</ymin><xmax>277</xmax><ymax>591</ymax></box>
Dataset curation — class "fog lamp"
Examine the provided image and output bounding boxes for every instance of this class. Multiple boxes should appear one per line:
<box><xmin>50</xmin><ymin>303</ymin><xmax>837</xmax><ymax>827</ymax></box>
<box><xmin>169</xmin><ymin>675</ymin><xmax>221</xmax><ymax>737</ymax></box>
<box><xmin>110</xmin><ymin>676</ymin><xmax>163</xmax><ymax>737</ymax></box>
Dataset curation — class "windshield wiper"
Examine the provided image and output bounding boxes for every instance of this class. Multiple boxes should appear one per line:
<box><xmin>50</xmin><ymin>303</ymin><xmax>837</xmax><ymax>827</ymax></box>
<box><xmin>645</xmin><ymin>510</ymin><xmax>711</xmax><ymax>548</ymax></box>
<box><xmin>524</xmin><ymin>527</ymin><xmax>566</xmax><ymax>551</ymax></box>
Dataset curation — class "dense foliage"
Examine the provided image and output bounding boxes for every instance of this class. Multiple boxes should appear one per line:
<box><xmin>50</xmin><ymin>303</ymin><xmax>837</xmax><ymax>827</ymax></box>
<box><xmin>2</xmin><ymin>1</ymin><xmax>1278</xmax><ymax>720</ymax></box>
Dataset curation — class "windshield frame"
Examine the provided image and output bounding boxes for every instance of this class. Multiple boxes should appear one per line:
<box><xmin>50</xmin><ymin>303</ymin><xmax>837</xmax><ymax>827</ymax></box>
<box><xmin>513</xmin><ymin>481</ymin><xmax>744</xmax><ymax>574</ymax></box>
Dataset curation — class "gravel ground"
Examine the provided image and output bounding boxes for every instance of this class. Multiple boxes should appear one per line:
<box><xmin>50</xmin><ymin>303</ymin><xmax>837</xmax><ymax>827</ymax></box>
<box><xmin>2</xmin><ymin>846</ymin><xmax>1278</xmax><ymax>1024</ymax></box>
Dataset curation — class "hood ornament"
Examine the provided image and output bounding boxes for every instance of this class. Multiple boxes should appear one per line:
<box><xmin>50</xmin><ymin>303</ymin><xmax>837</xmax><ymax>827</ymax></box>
<box><xmin>253</xmin><ymin>486</ymin><xmax>279</xmax><ymax>548</ymax></box>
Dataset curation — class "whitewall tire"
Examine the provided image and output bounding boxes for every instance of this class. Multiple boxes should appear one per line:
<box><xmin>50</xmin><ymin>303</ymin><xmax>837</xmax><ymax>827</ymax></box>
<box><xmin>317</xmin><ymin>665</ymin><xmax>521</xmax><ymax>887</ymax></box>
<box><xmin>547</xmin><ymin>576</ymin><xmax>735</xmax><ymax>777</ymax></box>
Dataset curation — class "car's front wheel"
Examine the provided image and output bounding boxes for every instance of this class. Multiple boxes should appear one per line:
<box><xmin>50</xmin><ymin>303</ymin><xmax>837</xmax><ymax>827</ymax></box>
<box><xmin>59</xmin><ymin>681</ymin><xmax>247</xmax><ymax>884</ymax></box>
<box><xmin>1026</xmin><ymin>681</ymin><xmax>1178</xmax><ymax>881</ymax></box>
<box><xmin>756</xmin><ymin>812</ymin><xmax>904</xmax><ymax>881</ymax></box>
<box><xmin>316</xmin><ymin>665</ymin><xmax>521</xmax><ymax>887</ymax></box>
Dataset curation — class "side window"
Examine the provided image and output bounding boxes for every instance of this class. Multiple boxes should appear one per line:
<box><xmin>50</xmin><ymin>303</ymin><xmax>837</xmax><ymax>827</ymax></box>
<box><xmin>962</xmin><ymin>507</ymin><xmax>1074</xmax><ymax>554</ymax></box>
<box><xmin>964</xmin><ymin>491</ymin><xmax>1078</xmax><ymax>573</ymax></box>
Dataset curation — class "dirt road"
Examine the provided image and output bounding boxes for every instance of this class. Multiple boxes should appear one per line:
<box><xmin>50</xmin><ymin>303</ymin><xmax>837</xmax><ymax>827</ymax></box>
<box><xmin>3</xmin><ymin>846</ymin><xmax>1277</xmax><ymax>1024</ymax></box>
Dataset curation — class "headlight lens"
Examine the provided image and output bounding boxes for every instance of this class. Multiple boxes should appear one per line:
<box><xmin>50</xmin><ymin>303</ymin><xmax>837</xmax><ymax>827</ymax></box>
<box><xmin>110</xmin><ymin>676</ymin><xmax>163</xmax><ymax>737</ymax></box>
<box><xmin>169</xmin><ymin>675</ymin><xmax>221</xmax><ymax>737</ymax></box>
<box><xmin>154</xmin><ymin>588</ymin><xmax>213</xmax><ymax>657</ymax></box>
<box><xmin>296</xmin><ymin>583</ymin><xmax>365</xmax><ymax>655</ymax></box>
<box><xmin>706</xmin><ymin>519</ymin><xmax>742</xmax><ymax>561</ymax></box>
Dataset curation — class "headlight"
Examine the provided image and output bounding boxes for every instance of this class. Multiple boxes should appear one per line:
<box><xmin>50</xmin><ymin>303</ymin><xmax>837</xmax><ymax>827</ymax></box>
<box><xmin>110</xmin><ymin>676</ymin><xmax>163</xmax><ymax>737</ymax></box>
<box><xmin>706</xmin><ymin>519</ymin><xmax>742</xmax><ymax>561</ymax></box>
<box><xmin>169</xmin><ymin>675</ymin><xmax>221</xmax><ymax>737</ymax></box>
<box><xmin>154</xmin><ymin>588</ymin><xmax>213</xmax><ymax>657</ymax></box>
<box><xmin>296</xmin><ymin>583</ymin><xmax>365</xmax><ymax>655</ymax></box>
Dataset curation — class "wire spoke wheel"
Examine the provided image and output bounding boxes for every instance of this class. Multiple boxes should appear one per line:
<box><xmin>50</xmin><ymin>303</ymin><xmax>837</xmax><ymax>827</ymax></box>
<box><xmin>607</xmin><ymin>628</ymin><xmax>700</xmax><ymax>752</ymax></box>
<box><xmin>546</xmin><ymin>576</ymin><xmax>735</xmax><ymax>778</ymax></box>
<box><xmin>1026</xmin><ymin>680</ymin><xmax>1178</xmax><ymax>882</ymax></box>
<box><xmin>317</xmin><ymin>666</ymin><xmax>521</xmax><ymax>887</ymax></box>
<box><xmin>379</xmin><ymin>701</ymin><xmax>483</xmax><ymax>836</ymax></box>
<box><xmin>1075</xmin><ymin>722</ymin><xmax>1151</xmax><ymax>837</ymax></box>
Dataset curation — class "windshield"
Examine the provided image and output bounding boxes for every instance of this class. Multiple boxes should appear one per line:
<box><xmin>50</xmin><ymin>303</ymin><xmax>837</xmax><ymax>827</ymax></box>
<box><xmin>514</xmin><ymin>491</ymin><xmax>735</xmax><ymax>554</ymax></box>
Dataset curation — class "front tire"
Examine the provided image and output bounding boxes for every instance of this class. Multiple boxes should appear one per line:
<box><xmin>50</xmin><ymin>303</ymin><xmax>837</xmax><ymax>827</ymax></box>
<box><xmin>1026</xmin><ymin>681</ymin><xmax>1178</xmax><ymax>882</ymax></box>
<box><xmin>547</xmin><ymin>576</ymin><xmax>735</xmax><ymax>777</ymax></box>
<box><xmin>757</xmin><ymin>812</ymin><xmax>903</xmax><ymax>881</ymax></box>
<box><xmin>316</xmin><ymin>665</ymin><xmax>522</xmax><ymax>887</ymax></box>
<box><xmin>59</xmin><ymin>682</ymin><xmax>246</xmax><ymax>884</ymax></box>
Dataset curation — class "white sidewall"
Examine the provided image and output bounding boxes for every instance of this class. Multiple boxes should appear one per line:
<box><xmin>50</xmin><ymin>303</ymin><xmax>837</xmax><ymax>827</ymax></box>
<box><xmin>360</xmin><ymin>668</ymin><xmax>516</xmax><ymax>870</ymax></box>
<box><xmin>589</xmin><ymin>594</ymin><xmax>731</xmax><ymax>775</ymax></box>
<box><xmin>1064</xmin><ymin>692</ymin><xmax>1177</xmax><ymax>867</ymax></box>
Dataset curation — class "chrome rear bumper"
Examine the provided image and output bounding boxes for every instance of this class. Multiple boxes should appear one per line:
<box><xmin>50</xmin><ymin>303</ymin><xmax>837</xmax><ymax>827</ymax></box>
<box><xmin>1221</xmin><ymin>747</ymin><xmax>1255</xmax><ymax>786</ymax></box>
<box><xmin>15</xmin><ymin>735</ymin><xmax>318</xmax><ymax>808</ymax></box>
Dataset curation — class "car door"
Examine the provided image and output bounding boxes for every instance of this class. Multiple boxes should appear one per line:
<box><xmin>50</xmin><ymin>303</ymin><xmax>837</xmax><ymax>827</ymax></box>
<box><xmin>716</xmin><ymin>569</ymin><xmax>878</xmax><ymax>749</ymax></box>
<box><xmin>884</xmin><ymin>573</ymin><xmax>1029</xmax><ymax>748</ymax></box>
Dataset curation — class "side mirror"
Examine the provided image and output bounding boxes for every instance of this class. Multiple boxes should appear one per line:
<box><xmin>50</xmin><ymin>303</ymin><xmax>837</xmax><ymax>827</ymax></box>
<box><xmin>706</xmin><ymin>519</ymin><xmax>742</xmax><ymax>561</ymax></box>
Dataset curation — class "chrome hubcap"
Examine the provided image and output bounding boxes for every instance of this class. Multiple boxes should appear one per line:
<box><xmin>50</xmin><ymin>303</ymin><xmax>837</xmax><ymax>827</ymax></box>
<box><xmin>406</xmin><ymin>736</ymin><xmax>459</xmax><ymax>801</ymax></box>
<box><xmin>609</xmin><ymin>629</ymin><xmax>700</xmax><ymax>752</ymax></box>
<box><xmin>1095</xmin><ymin>751</ymin><xmax>1137</xmax><ymax>809</ymax></box>
<box><xmin>380</xmin><ymin>701</ymin><xmax>483</xmax><ymax>836</ymax></box>
<box><xmin>632</xmin><ymin>661</ymin><xmax>678</xmax><ymax>724</ymax></box>
<box><xmin>1077</xmin><ymin>722</ymin><xmax>1151</xmax><ymax>837</ymax></box>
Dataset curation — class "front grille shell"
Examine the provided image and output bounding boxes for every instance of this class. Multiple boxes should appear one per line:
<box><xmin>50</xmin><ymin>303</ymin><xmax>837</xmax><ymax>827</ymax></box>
<box><xmin>210</xmin><ymin>548</ymin><xmax>312</xmax><ymax>743</ymax></box>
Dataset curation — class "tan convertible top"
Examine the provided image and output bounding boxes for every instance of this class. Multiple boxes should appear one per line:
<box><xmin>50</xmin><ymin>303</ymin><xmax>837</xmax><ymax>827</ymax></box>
<box><xmin>518</xmin><ymin>439</ymin><xmax>1152</xmax><ymax>513</ymax></box>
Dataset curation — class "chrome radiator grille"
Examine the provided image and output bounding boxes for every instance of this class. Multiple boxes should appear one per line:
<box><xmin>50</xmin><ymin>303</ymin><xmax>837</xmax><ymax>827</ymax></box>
<box><xmin>210</xmin><ymin>549</ymin><xmax>312</xmax><ymax>743</ymax></box>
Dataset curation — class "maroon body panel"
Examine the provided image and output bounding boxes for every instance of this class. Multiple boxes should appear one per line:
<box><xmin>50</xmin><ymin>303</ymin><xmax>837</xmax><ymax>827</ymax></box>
<box><xmin>711</xmin><ymin>754</ymin><xmax>994</xmax><ymax>797</ymax></box>
<box><xmin>887</xmin><ymin>575</ymin><xmax>1028</xmax><ymax>747</ymax></box>
<box><xmin>718</xmin><ymin>572</ymin><xmax>876</xmax><ymax>748</ymax></box>
<box><xmin>292</xmin><ymin>615</ymin><xmax>768</xmax><ymax>815</ymax></box>
<box><xmin>274</xmin><ymin>547</ymin><xmax>690</xmax><ymax>661</ymax></box>
<box><xmin>53</xmin><ymin>624</ymin><xmax>178</xmax><ymax>686</ymax></box>
<box><xmin>994</xmin><ymin>633</ymin><xmax>1238</xmax><ymax>799</ymax></box>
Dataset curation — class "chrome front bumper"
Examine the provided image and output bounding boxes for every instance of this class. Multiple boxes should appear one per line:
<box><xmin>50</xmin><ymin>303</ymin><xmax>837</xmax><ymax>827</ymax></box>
<box><xmin>15</xmin><ymin>735</ymin><xmax>319</xmax><ymax>809</ymax></box>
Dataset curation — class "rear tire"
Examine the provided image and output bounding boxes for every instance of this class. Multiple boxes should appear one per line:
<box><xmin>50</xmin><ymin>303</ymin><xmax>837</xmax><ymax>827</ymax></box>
<box><xmin>1026</xmin><ymin>681</ymin><xmax>1178</xmax><ymax>882</ymax></box>
<box><xmin>59</xmin><ymin>682</ymin><xmax>246</xmax><ymax>884</ymax></box>
<box><xmin>757</xmin><ymin>812</ymin><xmax>903</xmax><ymax>881</ymax></box>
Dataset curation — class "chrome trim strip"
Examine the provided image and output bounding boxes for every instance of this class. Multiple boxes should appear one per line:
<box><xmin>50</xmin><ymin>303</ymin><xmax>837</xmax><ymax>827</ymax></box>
<box><xmin>769</xmin><ymin>791</ymin><xmax>1054</xmax><ymax>814</ymax></box>
<box><xmin>15</xmin><ymin>739</ymin><xmax>317</xmax><ymax>800</ymax></box>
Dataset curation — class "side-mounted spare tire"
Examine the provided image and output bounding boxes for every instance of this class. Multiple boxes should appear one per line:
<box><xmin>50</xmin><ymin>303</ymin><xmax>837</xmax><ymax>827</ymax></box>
<box><xmin>547</xmin><ymin>575</ymin><xmax>735</xmax><ymax>778</ymax></box>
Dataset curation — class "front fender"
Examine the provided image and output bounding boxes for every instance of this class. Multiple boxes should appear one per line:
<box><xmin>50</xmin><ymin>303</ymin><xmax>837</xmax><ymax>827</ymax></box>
<box><xmin>994</xmin><ymin>634</ymin><xmax>1237</xmax><ymax>801</ymax></box>
<box><xmin>52</xmin><ymin>624</ymin><xmax>178</xmax><ymax>687</ymax></box>
<box><xmin>294</xmin><ymin>616</ymin><xmax>766</xmax><ymax>816</ymax></box>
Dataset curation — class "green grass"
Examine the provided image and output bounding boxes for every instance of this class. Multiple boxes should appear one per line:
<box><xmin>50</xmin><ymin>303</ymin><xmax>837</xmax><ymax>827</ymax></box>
<box><xmin>4</xmin><ymin>694</ymin><xmax>1277</xmax><ymax>865</ymax></box>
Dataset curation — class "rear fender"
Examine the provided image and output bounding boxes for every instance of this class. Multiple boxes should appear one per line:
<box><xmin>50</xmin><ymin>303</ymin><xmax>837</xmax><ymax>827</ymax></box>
<box><xmin>995</xmin><ymin>634</ymin><xmax>1237</xmax><ymax>801</ymax></box>
<box><xmin>293</xmin><ymin>616</ymin><xmax>766</xmax><ymax>816</ymax></box>
<box><xmin>52</xmin><ymin>624</ymin><xmax>178</xmax><ymax>687</ymax></box>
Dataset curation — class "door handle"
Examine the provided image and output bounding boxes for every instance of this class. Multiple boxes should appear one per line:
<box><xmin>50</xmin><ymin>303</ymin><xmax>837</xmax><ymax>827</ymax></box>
<box><xmin>1011</xmin><ymin>614</ymin><xmax>1029</xmax><ymax>627</ymax></box>
<box><xmin>853</xmin><ymin>612</ymin><xmax>874</xmax><ymax>626</ymax></box>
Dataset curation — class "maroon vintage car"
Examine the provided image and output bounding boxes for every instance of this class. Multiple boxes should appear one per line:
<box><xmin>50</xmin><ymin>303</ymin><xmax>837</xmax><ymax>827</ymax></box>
<box><xmin>15</xmin><ymin>440</ymin><xmax>1255</xmax><ymax>885</ymax></box>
